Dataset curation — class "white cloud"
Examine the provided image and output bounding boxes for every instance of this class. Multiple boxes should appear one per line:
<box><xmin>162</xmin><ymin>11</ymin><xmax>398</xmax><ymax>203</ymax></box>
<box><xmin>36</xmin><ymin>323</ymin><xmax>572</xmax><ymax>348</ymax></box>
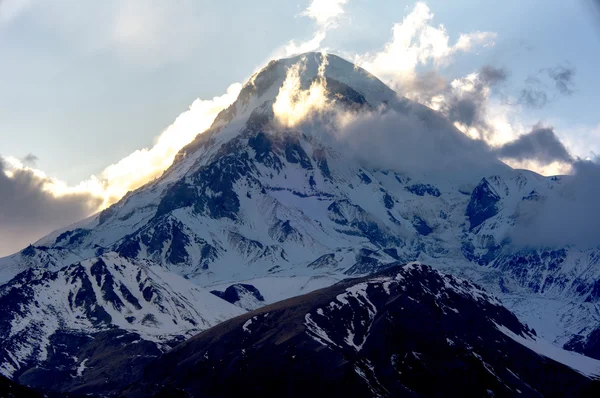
<box><xmin>301</xmin><ymin>0</ymin><xmax>348</xmax><ymax>28</ymax></box>
<box><xmin>285</xmin><ymin>31</ymin><xmax>327</xmax><ymax>56</ymax></box>
<box><xmin>455</xmin><ymin>31</ymin><xmax>497</xmax><ymax>52</ymax></box>
<box><xmin>82</xmin><ymin>82</ymin><xmax>242</xmax><ymax>206</ymax></box>
<box><xmin>284</xmin><ymin>0</ymin><xmax>349</xmax><ymax>57</ymax></box>
<box><xmin>355</xmin><ymin>2</ymin><xmax>496</xmax><ymax>90</ymax></box>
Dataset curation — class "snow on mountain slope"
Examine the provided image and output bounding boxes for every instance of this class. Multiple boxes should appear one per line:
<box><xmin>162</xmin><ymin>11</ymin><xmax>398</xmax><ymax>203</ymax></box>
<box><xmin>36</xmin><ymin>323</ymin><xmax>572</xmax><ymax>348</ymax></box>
<box><xmin>1</xmin><ymin>51</ymin><xmax>600</xmax><ymax>381</ymax></box>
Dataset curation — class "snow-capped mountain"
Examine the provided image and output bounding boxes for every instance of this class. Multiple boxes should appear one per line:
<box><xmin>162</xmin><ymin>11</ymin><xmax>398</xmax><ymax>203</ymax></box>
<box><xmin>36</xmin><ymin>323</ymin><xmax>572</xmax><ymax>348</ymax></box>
<box><xmin>1</xmin><ymin>52</ymin><xmax>600</xmax><ymax>390</ymax></box>
<box><xmin>123</xmin><ymin>264</ymin><xmax>600</xmax><ymax>397</ymax></box>
<box><xmin>0</xmin><ymin>253</ymin><xmax>243</xmax><ymax>392</ymax></box>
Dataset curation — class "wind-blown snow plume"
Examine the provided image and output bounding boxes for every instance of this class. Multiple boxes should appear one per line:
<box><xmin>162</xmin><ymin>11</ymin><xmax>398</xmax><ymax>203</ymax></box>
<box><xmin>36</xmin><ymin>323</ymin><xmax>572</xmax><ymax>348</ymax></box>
<box><xmin>273</xmin><ymin>54</ymin><xmax>330</xmax><ymax>127</ymax></box>
<box><xmin>43</xmin><ymin>82</ymin><xmax>242</xmax><ymax>207</ymax></box>
<box><xmin>90</xmin><ymin>83</ymin><xmax>242</xmax><ymax>204</ymax></box>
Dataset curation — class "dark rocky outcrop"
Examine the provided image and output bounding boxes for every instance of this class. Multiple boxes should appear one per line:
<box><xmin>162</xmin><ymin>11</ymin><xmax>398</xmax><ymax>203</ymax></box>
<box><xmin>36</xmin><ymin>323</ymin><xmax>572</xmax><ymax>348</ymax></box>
<box><xmin>406</xmin><ymin>183</ymin><xmax>441</xmax><ymax>197</ymax></box>
<box><xmin>210</xmin><ymin>284</ymin><xmax>265</xmax><ymax>309</ymax></box>
<box><xmin>466</xmin><ymin>178</ymin><xmax>501</xmax><ymax>230</ymax></box>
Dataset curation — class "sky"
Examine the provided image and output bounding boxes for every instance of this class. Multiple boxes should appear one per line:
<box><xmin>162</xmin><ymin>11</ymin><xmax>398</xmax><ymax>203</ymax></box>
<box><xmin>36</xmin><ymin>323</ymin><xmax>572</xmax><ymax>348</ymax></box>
<box><xmin>1</xmin><ymin>0</ymin><xmax>600</xmax><ymax>255</ymax></box>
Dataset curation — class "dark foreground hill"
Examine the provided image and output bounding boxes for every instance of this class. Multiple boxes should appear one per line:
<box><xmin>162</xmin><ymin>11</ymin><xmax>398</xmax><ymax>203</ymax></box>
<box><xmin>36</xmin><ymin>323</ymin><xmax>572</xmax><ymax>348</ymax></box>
<box><xmin>123</xmin><ymin>263</ymin><xmax>600</xmax><ymax>397</ymax></box>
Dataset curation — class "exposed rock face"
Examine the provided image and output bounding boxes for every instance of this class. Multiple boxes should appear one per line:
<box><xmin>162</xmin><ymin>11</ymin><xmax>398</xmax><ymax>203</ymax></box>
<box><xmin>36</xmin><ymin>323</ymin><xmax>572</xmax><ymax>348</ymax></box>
<box><xmin>466</xmin><ymin>178</ymin><xmax>501</xmax><ymax>231</ymax></box>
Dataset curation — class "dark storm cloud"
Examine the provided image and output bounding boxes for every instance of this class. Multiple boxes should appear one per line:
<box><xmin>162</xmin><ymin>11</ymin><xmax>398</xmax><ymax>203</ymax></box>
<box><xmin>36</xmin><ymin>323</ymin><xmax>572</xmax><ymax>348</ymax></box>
<box><xmin>495</xmin><ymin>126</ymin><xmax>573</xmax><ymax>164</ymax></box>
<box><xmin>0</xmin><ymin>157</ymin><xmax>101</xmax><ymax>256</ymax></box>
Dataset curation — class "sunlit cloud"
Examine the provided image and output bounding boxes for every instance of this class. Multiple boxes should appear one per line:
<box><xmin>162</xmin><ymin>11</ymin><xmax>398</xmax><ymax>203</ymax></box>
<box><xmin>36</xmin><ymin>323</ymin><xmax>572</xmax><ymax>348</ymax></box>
<box><xmin>284</xmin><ymin>0</ymin><xmax>349</xmax><ymax>57</ymax></box>
<box><xmin>500</xmin><ymin>159</ymin><xmax>573</xmax><ymax>176</ymax></box>
<box><xmin>285</xmin><ymin>31</ymin><xmax>327</xmax><ymax>56</ymax></box>
<box><xmin>355</xmin><ymin>2</ymin><xmax>496</xmax><ymax>91</ymax></box>
<box><xmin>91</xmin><ymin>83</ymin><xmax>242</xmax><ymax>205</ymax></box>
<box><xmin>273</xmin><ymin>54</ymin><xmax>330</xmax><ymax>127</ymax></box>
<box><xmin>301</xmin><ymin>0</ymin><xmax>348</xmax><ymax>29</ymax></box>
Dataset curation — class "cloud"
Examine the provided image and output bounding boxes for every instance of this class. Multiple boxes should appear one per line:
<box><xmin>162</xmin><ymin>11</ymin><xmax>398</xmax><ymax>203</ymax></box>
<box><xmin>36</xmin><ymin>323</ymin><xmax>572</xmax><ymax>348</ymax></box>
<box><xmin>0</xmin><ymin>82</ymin><xmax>241</xmax><ymax>256</ymax></box>
<box><xmin>21</xmin><ymin>153</ymin><xmax>38</xmax><ymax>166</ymax></box>
<box><xmin>495</xmin><ymin>125</ymin><xmax>573</xmax><ymax>165</ymax></box>
<box><xmin>412</xmin><ymin>66</ymin><xmax>507</xmax><ymax>143</ymax></box>
<box><xmin>518</xmin><ymin>88</ymin><xmax>548</xmax><ymax>109</ymax></box>
<box><xmin>284</xmin><ymin>0</ymin><xmax>348</xmax><ymax>56</ymax></box>
<box><xmin>275</xmin><ymin>55</ymin><xmax>499</xmax><ymax>180</ymax></box>
<box><xmin>517</xmin><ymin>65</ymin><xmax>576</xmax><ymax>108</ymax></box>
<box><xmin>348</xmin><ymin>3</ymin><xmax>515</xmax><ymax>153</ymax></box>
<box><xmin>546</xmin><ymin>65</ymin><xmax>576</xmax><ymax>95</ymax></box>
<box><xmin>301</xmin><ymin>0</ymin><xmax>348</xmax><ymax>28</ymax></box>
<box><xmin>510</xmin><ymin>157</ymin><xmax>600</xmax><ymax>249</ymax></box>
<box><xmin>0</xmin><ymin>157</ymin><xmax>101</xmax><ymax>256</ymax></box>
<box><xmin>329</xmin><ymin>106</ymin><xmax>498</xmax><ymax>179</ymax></box>
<box><xmin>355</xmin><ymin>2</ymin><xmax>496</xmax><ymax>91</ymax></box>
<box><xmin>285</xmin><ymin>31</ymin><xmax>327</xmax><ymax>56</ymax></box>
<box><xmin>479</xmin><ymin>65</ymin><xmax>508</xmax><ymax>85</ymax></box>
<box><xmin>279</xmin><ymin>54</ymin><xmax>573</xmax><ymax>179</ymax></box>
